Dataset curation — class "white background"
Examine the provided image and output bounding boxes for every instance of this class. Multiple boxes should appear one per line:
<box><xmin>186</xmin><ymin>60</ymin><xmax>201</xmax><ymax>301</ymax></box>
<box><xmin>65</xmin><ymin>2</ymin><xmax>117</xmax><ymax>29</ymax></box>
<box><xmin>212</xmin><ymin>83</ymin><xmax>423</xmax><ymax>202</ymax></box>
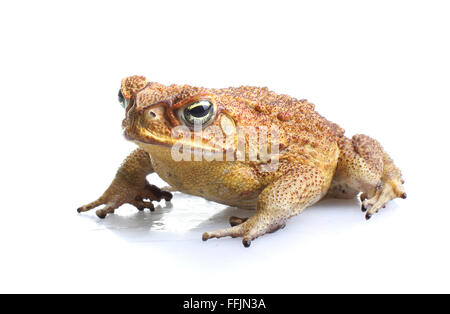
<box><xmin>1</xmin><ymin>0</ymin><xmax>449</xmax><ymax>293</ymax></box>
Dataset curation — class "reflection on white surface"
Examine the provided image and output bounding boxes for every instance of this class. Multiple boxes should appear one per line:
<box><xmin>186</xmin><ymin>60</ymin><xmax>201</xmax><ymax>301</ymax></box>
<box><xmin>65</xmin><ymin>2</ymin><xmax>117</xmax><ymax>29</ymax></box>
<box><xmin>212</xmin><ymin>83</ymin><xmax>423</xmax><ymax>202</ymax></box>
<box><xmin>76</xmin><ymin>190</ymin><xmax>256</xmax><ymax>242</ymax></box>
<box><xmin>75</xmin><ymin>188</ymin><xmax>365</xmax><ymax>243</ymax></box>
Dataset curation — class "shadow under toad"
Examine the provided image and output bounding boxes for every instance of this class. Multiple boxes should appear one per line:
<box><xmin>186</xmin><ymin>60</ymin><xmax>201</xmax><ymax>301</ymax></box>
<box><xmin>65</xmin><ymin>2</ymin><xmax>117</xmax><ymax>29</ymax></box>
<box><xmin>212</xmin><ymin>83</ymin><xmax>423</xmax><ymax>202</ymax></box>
<box><xmin>77</xmin><ymin>192</ymin><xmax>388</xmax><ymax>243</ymax></box>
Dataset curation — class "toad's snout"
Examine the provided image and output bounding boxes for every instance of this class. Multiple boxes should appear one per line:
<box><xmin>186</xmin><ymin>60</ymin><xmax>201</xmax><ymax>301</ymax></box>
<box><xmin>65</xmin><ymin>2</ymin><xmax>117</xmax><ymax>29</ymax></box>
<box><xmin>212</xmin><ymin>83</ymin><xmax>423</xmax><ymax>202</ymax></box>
<box><xmin>123</xmin><ymin>99</ymin><xmax>175</xmax><ymax>145</ymax></box>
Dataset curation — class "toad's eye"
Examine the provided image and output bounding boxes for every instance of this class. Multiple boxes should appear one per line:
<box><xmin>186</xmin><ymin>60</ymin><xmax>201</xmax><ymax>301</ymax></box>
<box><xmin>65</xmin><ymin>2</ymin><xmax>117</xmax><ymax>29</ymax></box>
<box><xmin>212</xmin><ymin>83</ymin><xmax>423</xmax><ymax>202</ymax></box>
<box><xmin>118</xmin><ymin>89</ymin><xmax>126</xmax><ymax>108</ymax></box>
<box><xmin>179</xmin><ymin>100</ymin><xmax>215</xmax><ymax>127</ymax></box>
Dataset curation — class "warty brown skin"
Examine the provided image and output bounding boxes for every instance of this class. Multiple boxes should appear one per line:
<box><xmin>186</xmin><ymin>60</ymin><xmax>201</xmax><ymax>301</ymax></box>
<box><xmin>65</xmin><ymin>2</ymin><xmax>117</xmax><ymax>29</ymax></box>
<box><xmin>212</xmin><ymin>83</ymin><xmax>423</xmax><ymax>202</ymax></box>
<box><xmin>78</xmin><ymin>76</ymin><xmax>406</xmax><ymax>247</ymax></box>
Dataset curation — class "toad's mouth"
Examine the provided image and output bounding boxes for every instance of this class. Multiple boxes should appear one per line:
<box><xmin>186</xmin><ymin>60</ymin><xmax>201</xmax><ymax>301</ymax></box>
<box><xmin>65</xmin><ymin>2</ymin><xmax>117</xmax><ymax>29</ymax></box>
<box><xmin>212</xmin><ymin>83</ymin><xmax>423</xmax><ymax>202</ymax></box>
<box><xmin>123</xmin><ymin>122</ymin><xmax>177</xmax><ymax>148</ymax></box>
<box><xmin>123</xmin><ymin>118</ymin><xmax>231</xmax><ymax>156</ymax></box>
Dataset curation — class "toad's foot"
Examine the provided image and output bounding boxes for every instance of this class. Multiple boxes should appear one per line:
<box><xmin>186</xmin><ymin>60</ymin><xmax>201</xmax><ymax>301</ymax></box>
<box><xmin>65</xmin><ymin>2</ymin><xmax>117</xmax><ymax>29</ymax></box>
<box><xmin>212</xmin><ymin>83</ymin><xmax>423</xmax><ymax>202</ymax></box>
<box><xmin>203</xmin><ymin>219</ymin><xmax>285</xmax><ymax>248</ymax></box>
<box><xmin>78</xmin><ymin>182</ymin><xmax>172</xmax><ymax>218</ymax></box>
<box><xmin>77</xmin><ymin>149</ymin><xmax>172</xmax><ymax>218</ymax></box>
<box><xmin>361</xmin><ymin>179</ymin><xmax>406</xmax><ymax>220</ymax></box>
<box><xmin>229</xmin><ymin>216</ymin><xmax>248</xmax><ymax>227</ymax></box>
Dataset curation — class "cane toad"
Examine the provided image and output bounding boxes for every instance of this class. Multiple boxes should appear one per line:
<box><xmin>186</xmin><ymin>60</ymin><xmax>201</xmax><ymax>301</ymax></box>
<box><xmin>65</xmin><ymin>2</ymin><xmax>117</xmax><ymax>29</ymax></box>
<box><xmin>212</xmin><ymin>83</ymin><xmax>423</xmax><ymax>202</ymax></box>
<box><xmin>78</xmin><ymin>75</ymin><xmax>406</xmax><ymax>247</ymax></box>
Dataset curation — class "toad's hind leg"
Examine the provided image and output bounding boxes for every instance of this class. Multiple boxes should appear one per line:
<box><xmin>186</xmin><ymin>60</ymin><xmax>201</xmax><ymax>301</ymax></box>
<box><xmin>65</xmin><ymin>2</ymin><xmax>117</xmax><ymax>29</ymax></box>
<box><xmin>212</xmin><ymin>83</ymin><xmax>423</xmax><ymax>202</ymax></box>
<box><xmin>203</xmin><ymin>165</ymin><xmax>324</xmax><ymax>247</ymax></box>
<box><xmin>331</xmin><ymin>134</ymin><xmax>406</xmax><ymax>219</ymax></box>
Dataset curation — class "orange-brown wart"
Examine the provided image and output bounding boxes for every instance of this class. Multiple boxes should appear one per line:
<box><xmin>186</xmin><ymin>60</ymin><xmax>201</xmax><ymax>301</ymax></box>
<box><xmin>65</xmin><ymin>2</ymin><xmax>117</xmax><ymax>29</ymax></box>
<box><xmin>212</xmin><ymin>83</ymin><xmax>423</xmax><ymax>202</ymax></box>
<box><xmin>78</xmin><ymin>75</ymin><xmax>407</xmax><ymax>247</ymax></box>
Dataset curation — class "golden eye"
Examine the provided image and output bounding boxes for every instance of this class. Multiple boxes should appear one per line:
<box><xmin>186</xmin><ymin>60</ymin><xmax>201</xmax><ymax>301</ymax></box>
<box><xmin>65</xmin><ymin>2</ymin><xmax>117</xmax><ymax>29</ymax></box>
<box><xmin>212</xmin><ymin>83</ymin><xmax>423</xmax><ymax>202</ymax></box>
<box><xmin>179</xmin><ymin>100</ymin><xmax>215</xmax><ymax>127</ymax></box>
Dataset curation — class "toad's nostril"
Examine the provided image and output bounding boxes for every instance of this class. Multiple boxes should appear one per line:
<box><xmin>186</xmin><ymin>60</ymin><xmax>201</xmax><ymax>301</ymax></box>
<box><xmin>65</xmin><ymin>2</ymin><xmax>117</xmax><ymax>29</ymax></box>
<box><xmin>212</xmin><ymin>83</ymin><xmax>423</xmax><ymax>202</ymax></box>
<box><xmin>148</xmin><ymin>111</ymin><xmax>157</xmax><ymax>119</ymax></box>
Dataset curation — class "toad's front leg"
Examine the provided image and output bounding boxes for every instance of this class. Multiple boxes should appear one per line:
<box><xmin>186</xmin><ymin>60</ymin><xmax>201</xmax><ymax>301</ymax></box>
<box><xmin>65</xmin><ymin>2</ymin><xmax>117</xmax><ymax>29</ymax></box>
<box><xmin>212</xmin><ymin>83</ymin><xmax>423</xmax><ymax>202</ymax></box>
<box><xmin>202</xmin><ymin>165</ymin><xmax>325</xmax><ymax>247</ymax></box>
<box><xmin>77</xmin><ymin>149</ymin><xmax>172</xmax><ymax>218</ymax></box>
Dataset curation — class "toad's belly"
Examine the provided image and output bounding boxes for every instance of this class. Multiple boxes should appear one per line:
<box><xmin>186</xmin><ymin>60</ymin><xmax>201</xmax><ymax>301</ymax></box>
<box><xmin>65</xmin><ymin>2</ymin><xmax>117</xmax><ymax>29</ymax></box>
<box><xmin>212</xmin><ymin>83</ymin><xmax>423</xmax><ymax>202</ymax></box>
<box><xmin>149</xmin><ymin>154</ymin><xmax>264</xmax><ymax>209</ymax></box>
